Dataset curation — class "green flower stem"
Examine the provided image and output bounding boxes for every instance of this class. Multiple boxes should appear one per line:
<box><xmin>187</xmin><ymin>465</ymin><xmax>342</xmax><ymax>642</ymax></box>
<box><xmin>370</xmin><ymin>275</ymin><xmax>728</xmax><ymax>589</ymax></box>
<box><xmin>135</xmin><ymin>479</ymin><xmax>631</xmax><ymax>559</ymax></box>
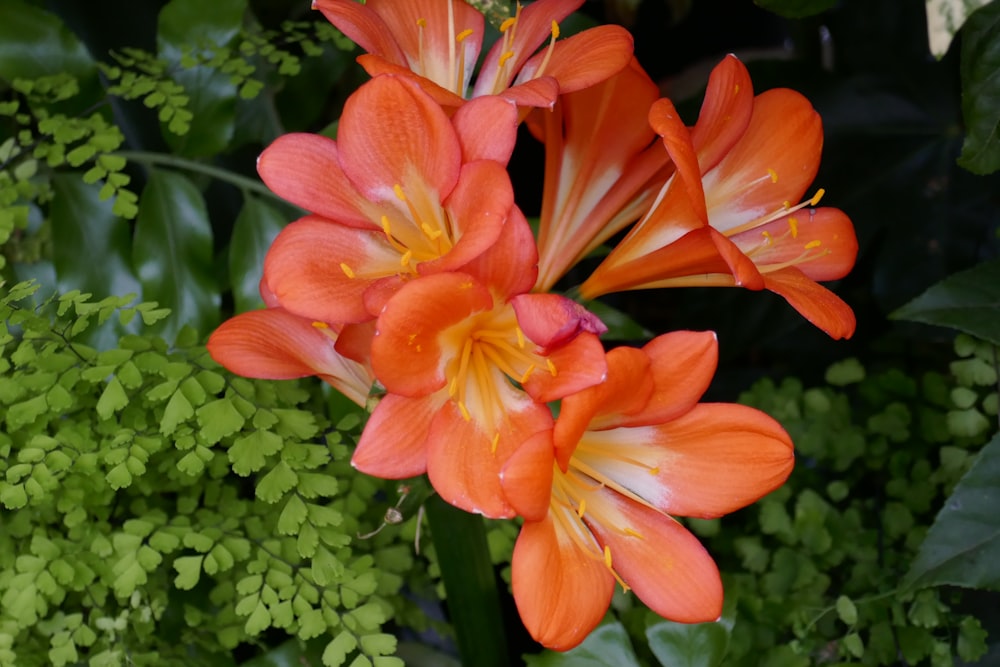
<box><xmin>115</xmin><ymin>150</ymin><xmax>299</xmax><ymax>209</ymax></box>
<box><xmin>424</xmin><ymin>494</ymin><xmax>510</xmax><ymax>667</ymax></box>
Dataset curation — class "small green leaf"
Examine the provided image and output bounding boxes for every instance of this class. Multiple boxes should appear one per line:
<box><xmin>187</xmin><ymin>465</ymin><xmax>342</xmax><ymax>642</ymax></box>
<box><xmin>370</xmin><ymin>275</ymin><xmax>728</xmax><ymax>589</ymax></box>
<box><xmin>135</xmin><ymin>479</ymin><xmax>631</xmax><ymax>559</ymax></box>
<box><xmin>256</xmin><ymin>460</ymin><xmax>298</xmax><ymax>503</ymax></box>
<box><xmin>173</xmin><ymin>555</ymin><xmax>203</xmax><ymax>590</ymax></box>
<box><xmin>160</xmin><ymin>390</ymin><xmax>194</xmax><ymax>435</ymax></box>
<box><xmin>277</xmin><ymin>494</ymin><xmax>308</xmax><ymax>535</ymax></box>
<box><xmin>96</xmin><ymin>377</ymin><xmax>128</xmax><ymax>419</ymax></box>
<box><xmin>196</xmin><ymin>398</ymin><xmax>246</xmax><ymax>444</ymax></box>
<box><xmin>842</xmin><ymin>632</ymin><xmax>864</xmax><ymax>658</ymax></box>
<box><xmin>525</xmin><ymin>622</ymin><xmax>641</xmax><ymax>667</ymax></box>
<box><xmin>229</xmin><ymin>429</ymin><xmax>283</xmax><ymax>475</ymax></box>
<box><xmin>323</xmin><ymin>631</ymin><xmax>358</xmax><ymax>667</ymax></box>
<box><xmin>835</xmin><ymin>595</ymin><xmax>858</xmax><ymax>625</ymax></box>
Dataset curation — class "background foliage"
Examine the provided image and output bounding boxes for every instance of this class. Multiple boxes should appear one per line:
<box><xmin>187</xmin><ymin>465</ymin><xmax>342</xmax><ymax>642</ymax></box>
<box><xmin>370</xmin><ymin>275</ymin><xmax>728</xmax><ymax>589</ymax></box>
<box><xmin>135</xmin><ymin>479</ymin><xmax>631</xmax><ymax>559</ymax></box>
<box><xmin>1</xmin><ymin>0</ymin><xmax>1000</xmax><ymax>665</ymax></box>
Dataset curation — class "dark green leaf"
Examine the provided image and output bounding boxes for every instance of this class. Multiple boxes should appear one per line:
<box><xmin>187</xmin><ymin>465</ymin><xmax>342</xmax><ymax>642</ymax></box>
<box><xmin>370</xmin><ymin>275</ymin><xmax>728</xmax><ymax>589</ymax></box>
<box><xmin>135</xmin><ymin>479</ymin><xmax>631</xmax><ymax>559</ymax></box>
<box><xmin>890</xmin><ymin>260</ymin><xmax>1000</xmax><ymax>346</ymax></box>
<box><xmin>157</xmin><ymin>0</ymin><xmax>247</xmax><ymax>156</ymax></box>
<box><xmin>646</xmin><ymin>620</ymin><xmax>729</xmax><ymax>667</ymax></box>
<box><xmin>524</xmin><ymin>622</ymin><xmax>641</xmax><ymax>667</ymax></box>
<box><xmin>50</xmin><ymin>175</ymin><xmax>141</xmax><ymax>302</ymax></box>
<box><xmin>904</xmin><ymin>432</ymin><xmax>1000</xmax><ymax>590</ymax></box>
<box><xmin>133</xmin><ymin>170</ymin><xmax>219</xmax><ymax>340</ymax></box>
<box><xmin>239</xmin><ymin>638</ymin><xmax>327</xmax><ymax>667</ymax></box>
<box><xmin>0</xmin><ymin>0</ymin><xmax>96</xmax><ymax>80</ymax></box>
<box><xmin>229</xmin><ymin>197</ymin><xmax>286</xmax><ymax>312</ymax></box>
<box><xmin>959</xmin><ymin>1</ymin><xmax>1000</xmax><ymax>173</ymax></box>
<box><xmin>752</xmin><ymin>0</ymin><xmax>836</xmax><ymax>19</ymax></box>
<box><xmin>425</xmin><ymin>495</ymin><xmax>509</xmax><ymax>667</ymax></box>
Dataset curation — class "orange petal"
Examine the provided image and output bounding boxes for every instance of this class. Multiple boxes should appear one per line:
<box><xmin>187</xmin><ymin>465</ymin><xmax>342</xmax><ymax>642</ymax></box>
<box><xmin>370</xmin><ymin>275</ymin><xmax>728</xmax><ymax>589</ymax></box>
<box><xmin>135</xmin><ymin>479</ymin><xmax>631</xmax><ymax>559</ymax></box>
<box><xmin>511</xmin><ymin>293</ymin><xmax>607</xmax><ymax>350</ymax></box>
<box><xmin>731</xmin><ymin>207</ymin><xmax>858</xmax><ymax>282</ymax></box>
<box><xmin>206</xmin><ymin>308</ymin><xmax>372</xmax><ymax>406</ymax></box>
<box><xmin>338</xmin><ymin>75</ymin><xmax>461</xmax><ymax>202</ymax></box>
<box><xmin>587</xmin><ymin>492</ymin><xmax>723</xmax><ymax>623</ymax></box>
<box><xmin>262</xmin><ymin>215</ymin><xmax>399</xmax><ymax>324</ymax></box>
<box><xmin>702</xmin><ymin>88</ymin><xmax>822</xmax><ymax>234</ymax></box>
<box><xmin>419</xmin><ymin>160</ymin><xmax>513</xmax><ymax>275</ymax></box>
<box><xmin>313</xmin><ymin>0</ymin><xmax>407</xmax><ymax>65</ymax></box>
<box><xmin>460</xmin><ymin>206</ymin><xmax>539</xmax><ymax>297</ymax></box>
<box><xmin>501</xmin><ymin>429</ymin><xmax>556</xmax><ymax>521</ymax></box>
<box><xmin>426</xmin><ymin>393</ymin><xmax>552</xmax><ymax>518</ymax></box>
<box><xmin>522</xmin><ymin>331</ymin><xmax>608</xmax><ymax>403</ymax></box>
<box><xmin>371</xmin><ymin>272</ymin><xmax>493</xmax><ymax>396</ymax></box>
<box><xmin>648</xmin><ymin>98</ymin><xmax>708</xmax><ymax>224</ymax></box>
<box><xmin>352</xmin><ymin>393</ymin><xmax>442</xmax><ymax>478</ymax></box>
<box><xmin>257</xmin><ymin>133</ymin><xmax>373</xmax><ymax>228</ymax></box>
<box><xmin>452</xmin><ymin>96</ymin><xmax>519</xmax><ymax>164</ymax></box>
<box><xmin>517</xmin><ymin>25</ymin><xmax>635</xmax><ymax>95</ymax></box>
<box><xmin>512</xmin><ymin>513</ymin><xmax>615</xmax><ymax>650</ymax></box>
<box><xmin>763</xmin><ymin>268</ymin><xmax>857</xmax><ymax>339</ymax></box>
<box><xmin>554</xmin><ymin>346</ymin><xmax>653</xmax><ymax>470</ymax></box>
<box><xmin>356</xmin><ymin>54</ymin><xmax>467</xmax><ymax>108</ymax></box>
<box><xmin>628</xmin><ymin>331</ymin><xmax>718</xmax><ymax>426</ymax></box>
<box><xmin>689</xmin><ymin>54</ymin><xmax>754</xmax><ymax>173</ymax></box>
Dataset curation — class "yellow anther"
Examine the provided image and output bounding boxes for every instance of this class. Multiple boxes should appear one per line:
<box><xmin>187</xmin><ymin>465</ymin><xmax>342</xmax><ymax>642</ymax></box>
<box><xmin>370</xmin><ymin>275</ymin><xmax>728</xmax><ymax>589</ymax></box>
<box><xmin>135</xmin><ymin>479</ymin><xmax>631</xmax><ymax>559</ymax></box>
<box><xmin>393</xmin><ymin>184</ymin><xmax>407</xmax><ymax>201</ymax></box>
<box><xmin>515</xmin><ymin>326</ymin><xmax>525</xmax><ymax>349</ymax></box>
<box><xmin>498</xmin><ymin>50</ymin><xmax>515</xmax><ymax>68</ymax></box>
<box><xmin>576</xmin><ymin>498</ymin><xmax>586</xmax><ymax>519</ymax></box>
<box><xmin>420</xmin><ymin>222</ymin><xmax>443</xmax><ymax>240</ymax></box>
<box><xmin>624</xmin><ymin>527</ymin><xmax>645</xmax><ymax>539</ymax></box>
<box><xmin>546</xmin><ymin>358</ymin><xmax>557</xmax><ymax>377</ymax></box>
<box><xmin>491</xmin><ymin>432</ymin><xmax>500</xmax><ymax>454</ymax></box>
<box><xmin>311</xmin><ymin>321</ymin><xmax>329</xmax><ymax>329</ymax></box>
<box><xmin>734</xmin><ymin>83</ymin><xmax>740</xmax><ymax>94</ymax></box>
<box><xmin>380</xmin><ymin>215</ymin><xmax>392</xmax><ymax>235</ymax></box>
<box><xmin>783</xmin><ymin>200</ymin><xmax>792</xmax><ymax>209</ymax></box>
<box><xmin>456</xmin><ymin>28</ymin><xmax>474</xmax><ymax>43</ymax></box>
<box><xmin>550</xmin><ymin>20</ymin><xmax>560</xmax><ymax>39</ymax></box>
<box><xmin>767</xmin><ymin>168</ymin><xmax>778</xmax><ymax>183</ymax></box>
<box><xmin>499</xmin><ymin>17</ymin><xmax>516</xmax><ymax>32</ymax></box>
<box><xmin>648</xmin><ymin>466</ymin><xmax>660</xmax><ymax>476</ymax></box>
<box><xmin>603</xmin><ymin>545</ymin><xmax>613</xmax><ymax>569</ymax></box>
<box><xmin>416</xmin><ymin>17</ymin><xmax>427</xmax><ymax>28</ymax></box>
<box><xmin>448</xmin><ymin>377</ymin><xmax>458</xmax><ymax>397</ymax></box>
<box><xmin>339</xmin><ymin>262</ymin><xmax>355</xmax><ymax>279</ymax></box>
<box><xmin>810</xmin><ymin>188</ymin><xmax>826</xmax><ymax>206</ymax></box>
<box><xmin>400</xmin><ymin>249</ymin><xmax>413</xmax><ymax>267</ymax></box>
<box><xmin>805</xmin><ymin>240</ymin><xmax>822</xmax><ymax>249</ymax></box>
<box><xmin>458</xmin><ymin>401</ymin><xmax>471</xmax><ymax>422</ymax></box>
<box><xmin>408</xmin><ymin>333</ymin><xmax>418</xmax><ymax>346</ymax></box>
<box><xmin>519</xmin><ymin>364</ymin><xmax>535</xmax><ymax>384</ymax></box>
<box><xmin>761</xmin><ymin>230</ymin><xmax>773</xmax><ymax>244</ymax></box>
<box><xmin>788</xmin><ymin>217</ymin><xmax>799</xmax><ymax>238</ymax></box>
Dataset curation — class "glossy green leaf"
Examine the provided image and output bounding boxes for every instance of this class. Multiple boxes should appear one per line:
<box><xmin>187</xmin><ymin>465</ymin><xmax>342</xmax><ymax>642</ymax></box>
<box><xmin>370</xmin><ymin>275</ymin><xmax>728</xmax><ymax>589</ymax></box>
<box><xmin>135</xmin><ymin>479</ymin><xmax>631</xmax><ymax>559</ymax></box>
<box><xmin>157</xmin><ymin>0</ymin><xmax>247</xmax><ymax>156</ymax></box>
<box><xmin>958</xmin><ymin>1</ymin><xmax>1000</xmax><ymax>173</ymax></box>
<box><xmin>752</xmin><ymin>0</ymin><xmax>837</xmax><ymax>18</ymax></box>
<box><xmin>583</xmin><ymin>298</ymin><xmax>653</xmax><ymax>341</ymax></box>
<box><xmin>904</xmin><ymin>432</ymin><xmax>1000</xmax><ymax>590</ymax></box>
<box><xmin>425</xmin><ymin>495</ymin><xmax>509</xmax><ymax>667</ymax></box>
<box><xmin>646</xmin><ymin>620</ymin><xmax>729</xmax><ymax>667</ymax></box>
<box><xmin>524</xmin><ymin>622</ymin><xmax>641</xmax><ymax>667</ymax></box>
<box><xmin>133</xmin><ymin>169</ymin><xmax>219</xmax><ymax>340</ymax></box>
<box><xmin>0</xmin><ymin>0</ymin><xmax>96</xmax><ymax>80</ymax></box>
<box><xmin>50</xmin><ymin>175</ymin><xmax>141</xmax><ymax>304</ymax></box>
<box><xmin>229</xmin><ymin>196</ymin><xmax>287</xmax><ymax>313</ymax></box>
<box><xmin>890</xmin><ymin>260</ymin><xmax>1000</xmax><ymax>346</ymax></box>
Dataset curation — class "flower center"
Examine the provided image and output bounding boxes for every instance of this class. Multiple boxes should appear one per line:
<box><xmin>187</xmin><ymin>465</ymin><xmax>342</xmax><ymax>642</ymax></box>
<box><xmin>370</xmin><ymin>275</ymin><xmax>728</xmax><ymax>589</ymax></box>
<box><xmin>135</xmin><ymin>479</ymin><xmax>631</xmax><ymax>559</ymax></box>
<box><xmin>486</xmin><ymin>3</ymin><xmax>561</xmax><ymax>95</ymax></box>
<box><xmin>415</xmin><ymin>2</ymin><xmax>477</xmax><ymax>96</ymax></box>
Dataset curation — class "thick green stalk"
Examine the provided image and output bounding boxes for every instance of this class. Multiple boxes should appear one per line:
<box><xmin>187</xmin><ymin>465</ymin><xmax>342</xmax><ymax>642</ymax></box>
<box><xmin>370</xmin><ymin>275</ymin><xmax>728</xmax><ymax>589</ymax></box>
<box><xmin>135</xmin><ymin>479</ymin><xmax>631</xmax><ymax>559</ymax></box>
<box><xmin>424</xmin><ymin>494</ymin><xmax>510</xmax><ymax>667</ymax></box>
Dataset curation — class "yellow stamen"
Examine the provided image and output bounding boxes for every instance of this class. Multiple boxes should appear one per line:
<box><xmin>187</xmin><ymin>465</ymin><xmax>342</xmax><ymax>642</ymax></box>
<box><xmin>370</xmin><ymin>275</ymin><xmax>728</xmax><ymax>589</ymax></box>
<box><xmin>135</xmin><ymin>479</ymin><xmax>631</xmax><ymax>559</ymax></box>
<box><xmin>499</xmin><ymin>17</ymin><xmax>516</xmax><ymax>32</ymax></box>
<box><xmin>311</xmin><ymin>321</ymin><xmax>329</xmax><ymax>329</ymax></box>
<box><xmin>550</xmin><ymin>20</ymin><xmax>560</xmax><ymax>39</ymax></box>
<box><xmin>393</xmin><ymin>184</ymin><xmax>407</xmax><ymax>201</ymax></box>
<box><xmin>519</xmin><ymin>364</ymin><xmax>535</xmax><ymax>384</ymax></box>
<box><xmin>546</xmin><ymin>358</ymin><xmax>557</xmax><ymax>377</ymax></box>
<box><xmin>514</xmin><ymin>326</ymin><xmax>525</xmax><ymax>349</ymax></box>
<box><xmin>339</xmin><ymin>262</ymin><xmax>355</xmax><ymax>279</ymax></box>
<box><xmin>498</xmin><ymin>50</ymin><xmax>515</xmax><ymax>68</ymax></box>
<box><xmin>624</xmin><ymin>527</ymin><xmax>645</xmax><ymax>539</ymax></box>
<box><xmin>400</xmin><ymin>249</ymin><xmax>413</xmax><ymax>267</ymax></box>
<box><xmin>458</xmin><ymin>402</ymin><xmax>471</xmax><ymax>421</ymax></box>
<box><xmin>761</xmin><ymin>230</ymin><xmax>773</xmax><ymax>243</ymax></box>
<box><xmin>648</xmin><ymin>466</ymin><xmax>660</xmax><ymax>475</ymax></box>
<box><xmin>576</xmin><ymin>498</ymin><xmax>587</xmax><ymax>519</ymax></box>
<box><xmin>416</xmin><ymin>18</ymin><xmax>427</xmax><ymax>27</ymax></box>
<box><xmin>788</xmin><ymin>217</ymin><xmax>799</xmax><ymax>238</ymax></box>
<box><xmin>603</xmin><ymin>545</ymin><xmax>613</xmax><ymax>568</ymax></box>
<box><xmin>767</xmin><ymin>168</ymin><xmax>778</xmax><ymax>183</ymax></box>
<box><xmin>810</xmin><ymin>188</ymin><xmax>826</xmax><ymax>206</ymax></box>
<box><xmin>734</xmin><ymin>83</ymin><xmax>740</xmax><ymax>94</ymax></box>
<box><xmin>805</xmin><ymin>240</ymin><xmax>822</xmax><ymax>249</ymax></box>
<box><xmin>491</xmin><ymin>432</ymin><xmax>500</xmax><ymax>454</ymax></box>
<box><xmin>456</xmin><ymin>28</ymin><xmax>474</xmax><ymax>42</ymax></box>
<box><xmin>421</xmin><ymin>222</ymin><xmax>443</xmax><ymax>241</ymax></box>
<box><xmin>783</xmin><ymin>200</ymin><xmax>792</xmax><ymax>209</ymax></box>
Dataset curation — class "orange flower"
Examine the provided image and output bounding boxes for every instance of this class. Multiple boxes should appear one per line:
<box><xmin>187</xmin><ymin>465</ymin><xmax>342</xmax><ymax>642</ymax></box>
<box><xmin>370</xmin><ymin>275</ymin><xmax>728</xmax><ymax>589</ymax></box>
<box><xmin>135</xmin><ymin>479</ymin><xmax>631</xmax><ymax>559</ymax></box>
<box><xmin>527</xmin><ymin>56</ymin><xmax>671</xmax><ymax>291</ymax></box>
<box><xmin>580</xmin><ymin>56</ymin><xmax>858</xmax><ymax>339</ymax></box>
<box><xmin>313</xmin><ymin>0</ymin><xmax>633</xmax><ymax>110</ymax></box>
<box><xmin>502</xmin><ymin>332</ymin><xmax>794</xmax><ymax>650</ymax></box>
<box><xmin>256</xmin><ymin>74</ymin><xmax>521</xmax><ymax>323</ymax></box>
<box><xmin>351</xmin><ymin>216</ymin><xmax>608</xmax><ymax>517</ymax></box>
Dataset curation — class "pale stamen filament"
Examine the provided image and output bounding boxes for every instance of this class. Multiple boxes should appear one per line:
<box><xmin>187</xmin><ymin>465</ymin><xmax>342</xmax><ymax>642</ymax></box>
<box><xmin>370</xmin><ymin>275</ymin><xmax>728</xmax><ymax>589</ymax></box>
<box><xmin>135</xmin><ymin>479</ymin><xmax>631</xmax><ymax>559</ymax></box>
<box><xmin>455</xmin><ymin>28</ymin><xmax>474</xmax><ymax>93</ymax></box>
<box><xmin>416</xmin><ymin>18</ymin><xmax>428</xmax><ymax>76</ymax></box>
<box><xmin>722</xmin><ymin>187</ymin><xmax>826</xmax><ymax>239</ymax></box>
<box><xmin>530</xmin><ymin>21</ymin><xmax>560</xmax><ymax>81</ymax></box>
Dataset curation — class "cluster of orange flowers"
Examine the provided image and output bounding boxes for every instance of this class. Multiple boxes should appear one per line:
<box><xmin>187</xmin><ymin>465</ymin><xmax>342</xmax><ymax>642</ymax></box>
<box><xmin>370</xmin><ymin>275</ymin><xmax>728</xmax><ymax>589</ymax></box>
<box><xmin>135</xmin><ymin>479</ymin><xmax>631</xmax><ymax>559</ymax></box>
<box><xmin>208</xmin><ymin>0</ymin><xmax>857</xmax><ymax>651</ymax></box>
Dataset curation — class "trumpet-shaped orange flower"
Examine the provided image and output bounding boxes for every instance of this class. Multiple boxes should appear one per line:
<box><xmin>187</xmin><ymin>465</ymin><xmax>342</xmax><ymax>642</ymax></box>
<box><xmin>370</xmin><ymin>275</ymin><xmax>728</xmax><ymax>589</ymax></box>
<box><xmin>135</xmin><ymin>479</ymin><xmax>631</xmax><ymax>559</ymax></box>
<box><xmin>527</xmin><ymin>56</ymin><xmax>671</xmax><ymax>291</ymax></box>
<box><xmin>313</xmin><ymin>0</ymin><xmax>634</xmax><ymax>110</ymax></box>
<box><xmin>352</xmin><ymin>216</ymin><xmax>608</xmax><ymax>517</ymax></box>
<box><xmin>207</xmin><ymin>307</ymin><xmax>374</xmax><ymax>407</ymax></box>
<box><xmin>502</xmin><ymin>332</ymin><xmax>794</xmax><ymax>650</ymax></box>
<box><xmin>256</xmin><ymin>74</ymin><xmax>521</xmax><ymax>323</ymax></box>
<box><xmin>580</xmin><ymin>56</ymin><xmax>858</xmax><ymax>339</ymax></box>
